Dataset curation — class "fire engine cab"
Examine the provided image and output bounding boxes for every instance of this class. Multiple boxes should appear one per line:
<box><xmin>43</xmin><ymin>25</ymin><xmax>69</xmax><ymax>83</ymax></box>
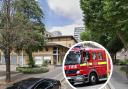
<box><xmin>64</xmin><ymin>47</ymin><xmax>111</xmax><ymax>85</ymax></box>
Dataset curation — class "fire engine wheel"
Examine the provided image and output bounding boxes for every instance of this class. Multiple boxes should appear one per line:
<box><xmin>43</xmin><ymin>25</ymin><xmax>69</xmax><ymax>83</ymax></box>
<box><xmin>89</xmin><ymin>73</ymin><xmax>98</xmax><ymax>85</ymax></box>
<box><xmin>70</xmin><ymin>82</ymin><xmax>74</xmax><ymax>85</ymax></box>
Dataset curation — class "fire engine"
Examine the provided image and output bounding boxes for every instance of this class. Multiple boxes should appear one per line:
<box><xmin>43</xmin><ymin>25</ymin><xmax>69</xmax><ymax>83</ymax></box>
<box><xmin>64</xmin><ymin>47</ymin><xmax>111</xmax><ymax>85</ymax></box>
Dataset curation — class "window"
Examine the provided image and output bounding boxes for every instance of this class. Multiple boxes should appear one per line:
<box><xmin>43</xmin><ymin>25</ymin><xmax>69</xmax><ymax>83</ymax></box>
<box><xmin>92</xmin><ymin>52</ymin><xmax>96</xmax><ymax>60</ymax></box>
<box><xmin>53</xmin><ymin>47</ymin><xmax>58</xmax><ymax>54</ymax></box>
<box><xmin>68</xmin><ymin>44</ymin><xmax>71</xmax><ymax>47</ymax></box>
<box><xmin>35</xmin><ymin>81</ymin><xmax>52</xmax><ymax>89</ymax></box>
<box><xmin>98</xmin><ymin>52</ymin><xmax>102</xmax><ymax>60</ymax></box>
<box><xmin>83</xmin><ymin>51</ymin><xmax>90</xmax><ymax>62</ymax></box>
<box><xmin>65</xmin><ymin>52</ymin><xmax>81</xmax><ymax>64</ymax></box>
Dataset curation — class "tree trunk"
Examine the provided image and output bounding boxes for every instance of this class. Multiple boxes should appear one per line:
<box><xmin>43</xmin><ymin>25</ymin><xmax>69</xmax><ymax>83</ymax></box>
<box><xmin>4</xmin><ymin>48</ymin><xmax>11</xmax><ymax>83</ymax></box>
<box><xmin>111</xmin><ymin>53</ymin><xmax>115</xmax><ymax>63</ymax></box>
<box><xmin>116</xmin><ymin>31</ymin><xmax>128</xmax><ymax>49</ymax></box>
<box><xmin>115</xmin><ymin>53</ymin><xmax>117</xmax><ymax>62</ymax></box>
<box><xmin>26</xmin><ymin>49</ymin><xmax>34</xmax><ymax>67</ymax></box>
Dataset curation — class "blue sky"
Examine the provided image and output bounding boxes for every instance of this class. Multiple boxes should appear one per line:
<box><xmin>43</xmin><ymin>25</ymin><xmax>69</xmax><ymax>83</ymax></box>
<box><xmin>38</xmin><ymin>0</ymin><xmax>83</xmax><ymax>35</ymax></box>
<box><xmin>38</xmin><ymin>0</ymin><xmax>73</xmax><ymax>29</ymax></box>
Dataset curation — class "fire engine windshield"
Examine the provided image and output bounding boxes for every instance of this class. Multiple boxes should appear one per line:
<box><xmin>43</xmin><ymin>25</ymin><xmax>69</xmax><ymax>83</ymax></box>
<box><xmin>65</xmin><ymin>51</ymin><xmax>81</xmax><ymax>65</ymax></box>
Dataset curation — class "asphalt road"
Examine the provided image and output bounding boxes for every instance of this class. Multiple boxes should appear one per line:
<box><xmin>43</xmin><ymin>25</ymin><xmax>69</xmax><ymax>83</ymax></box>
<box><xmin>35</xmin><ymin>66</ymin><xmax>63</xmax><ymax>79</ymax></box>
<box><xmin>74</xmin><ymin>81</ymin><xmax>106</xmax><ymax>89</ymax></box>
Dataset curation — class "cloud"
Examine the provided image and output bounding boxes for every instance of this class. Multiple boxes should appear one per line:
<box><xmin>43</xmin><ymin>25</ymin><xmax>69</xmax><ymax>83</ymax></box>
<box><xmin>47</xmin><ymin>0</ymin><xmax>83</xmax><ymax>23</ymax></box>
<box><xmin>49</xmin><ymin>24</ymin><xmax>84</xmax><ymax>35</ymax></box>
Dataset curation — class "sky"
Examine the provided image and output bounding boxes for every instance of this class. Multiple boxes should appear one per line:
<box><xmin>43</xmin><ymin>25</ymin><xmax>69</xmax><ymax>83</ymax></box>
<box><xmin>38</xmin><ymin>0</ymin><xmax>84</xmax><ymax>35</ymax></box>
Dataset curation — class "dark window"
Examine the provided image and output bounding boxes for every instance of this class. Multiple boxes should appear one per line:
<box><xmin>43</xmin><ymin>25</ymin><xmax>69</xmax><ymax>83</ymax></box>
<box><xmin>83</xmin><ymin>51</ymin><xmax>90</xmax><ymax>62</ymax></box>
<box><xmin>98</xmin><ymin>52</ymin><xmax>102</xmax><ymax>60</ymax></box>
<box><xmin>53</xmin><ymin>47</ymin><xmax>59</xmax><ymax>54</ymax></box>
<box><xmin>35</xmin><ymin>81</ymin><xmax>52</xmax><ymax>89</ymax></box>
<box><xmin>53</xmin><ymin>47</ymin><xmax>57</xmax><ymax>54</ymax></box>
<box><xmin>65</xmin><ymin>51</ymin><xmax>81</xmax><ymax>65</ymax></box>
<box><xmin>92</xmin><ymin>52</ymin><xmax>96</xmax><ymax>60</ymax></box>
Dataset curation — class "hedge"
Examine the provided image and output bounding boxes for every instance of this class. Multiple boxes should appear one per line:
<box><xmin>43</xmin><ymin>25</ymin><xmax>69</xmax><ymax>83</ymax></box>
<box><xmin>116</xmin><ymin>59</ymin><xmax>128</xmax><ymax>65</ymax></box>
<box><xmin>16</xmin><ymin>67</ymin><xmax>49</xmax><ymax>74</ymax></box>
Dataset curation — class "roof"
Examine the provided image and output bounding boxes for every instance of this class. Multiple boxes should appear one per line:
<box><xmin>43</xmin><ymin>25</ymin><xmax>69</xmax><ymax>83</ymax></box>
<box><xmin>45</xmin><ymin>42</ymin><xmax>69</xmax><ymax>48</ymax></box>
<box><xmin>71</xmin><ymin>47</ymin><xmax>104</xmax><ymax>52</ymax></box>
<box><xmin>81</xmin><ymin>48</ymin><xmax>104</xmax><ymax>51</ymax></box>
<box><xmin>48</xmin><ymin>35</ymin><xmax>78</xmax><ymax>43</ymax></box>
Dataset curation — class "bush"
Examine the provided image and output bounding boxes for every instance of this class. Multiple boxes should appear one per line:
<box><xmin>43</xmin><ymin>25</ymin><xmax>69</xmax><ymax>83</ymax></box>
<box><xmin>115</xmin><ymin>59</ymin><xmax>128</xmax><ymax>65</ymax></box>
<box><xmin>16</xmin><ymin>67</ymin><xmax>49</xmax><ymax>74</ymax></box>
<box><xmin>120</xmin><ymin>66</ymin><xmax>128</xmax><ymax>72</ymax></box>
<box><xmin>42</xmin><ymin>60</ymin><xmax>48</xmax><ymax>67</ymax></box>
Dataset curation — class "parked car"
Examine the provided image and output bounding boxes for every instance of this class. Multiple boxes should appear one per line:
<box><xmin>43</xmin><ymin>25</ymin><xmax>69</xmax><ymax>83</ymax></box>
<box><xmin>6</xmin><ymin>78</ymin><xmax>61</xmax><ymax>89</ymax></box>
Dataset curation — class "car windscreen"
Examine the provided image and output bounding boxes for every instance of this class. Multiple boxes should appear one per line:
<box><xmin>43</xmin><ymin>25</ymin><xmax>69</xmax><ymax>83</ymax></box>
<box><xmin>34</xmin><ymin>79</ymin><xmax>58</xmax><ymax>89</ymax></box>
<box><xmin>65</xmin><ymin>51</ymin><xmax>81</xmax><ymax>65</ymax></box>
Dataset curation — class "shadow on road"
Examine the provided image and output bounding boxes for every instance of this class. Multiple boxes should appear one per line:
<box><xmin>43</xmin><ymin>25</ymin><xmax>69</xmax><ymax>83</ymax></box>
<box><xmin>73</xmin><ymin>81</ymin><xmax>106</xmax><ymax>88</ymax></box>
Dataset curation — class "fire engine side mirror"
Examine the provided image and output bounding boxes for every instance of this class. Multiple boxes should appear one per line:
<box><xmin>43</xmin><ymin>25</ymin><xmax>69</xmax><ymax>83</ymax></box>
<box><xmin>80</xmin><ymin>50</ymin><xmax>82</xmax><ymax>53</ymax></box>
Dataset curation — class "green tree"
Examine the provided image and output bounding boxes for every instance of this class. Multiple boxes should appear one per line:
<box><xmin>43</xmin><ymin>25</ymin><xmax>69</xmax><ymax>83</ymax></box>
<box><xmin>107</xmin><ymin>36</ymin><xmax>124</xmax><ymax>63</ymax></box>
<box><xmin>80</xmin><ymin>0</ymin><xmax>128</xmax><ymax>49</ymax></box>
<box><xmin>14</xmin><ymin>0</ymin><xmax>45</xmax><ymax>67</ymax></box>
<box><xmin>0</xmin><ymin>0</ymin><xmax>45</xmax><ymax>82</ymax></box>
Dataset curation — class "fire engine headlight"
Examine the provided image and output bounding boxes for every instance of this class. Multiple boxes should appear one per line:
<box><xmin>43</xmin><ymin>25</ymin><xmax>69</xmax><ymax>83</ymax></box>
<box><xmin>76</xmin><ymin>70</ymin><xmax>80</xmax><ymax>74</ymax></box>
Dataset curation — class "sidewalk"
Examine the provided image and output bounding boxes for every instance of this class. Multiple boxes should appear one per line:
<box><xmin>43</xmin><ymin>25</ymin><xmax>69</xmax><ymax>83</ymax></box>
<box><xmin>110</xmin><ymin>65</ymin><xmax>128</xmax><ymax>89</ymax></box>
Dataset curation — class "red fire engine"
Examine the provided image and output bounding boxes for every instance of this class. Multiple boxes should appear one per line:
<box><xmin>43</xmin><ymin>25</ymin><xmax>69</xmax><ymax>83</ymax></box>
<box><xmin>64</xmin><ymin>47</ymin><xmax>111</xmax><ymax>85</ymax></box>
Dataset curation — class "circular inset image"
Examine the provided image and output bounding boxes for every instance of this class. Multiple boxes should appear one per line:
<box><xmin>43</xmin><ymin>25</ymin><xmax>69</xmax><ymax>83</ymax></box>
<box><xmin>62</xmin><ymin>41</ymin><xmax>113</xmax><ymax>89</ymax></box>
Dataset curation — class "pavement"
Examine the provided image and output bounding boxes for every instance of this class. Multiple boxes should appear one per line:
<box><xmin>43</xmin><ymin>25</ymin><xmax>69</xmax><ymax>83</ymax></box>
<box><xmin>110</xmin><ymin>65</ymin><xmax>128</xmax><ymax>89</ymax></box>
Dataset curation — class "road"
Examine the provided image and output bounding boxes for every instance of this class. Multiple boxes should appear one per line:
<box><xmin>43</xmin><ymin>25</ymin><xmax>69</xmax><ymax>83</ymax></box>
<box><xmin>110</xmin><ymin>66</ymin><xmax>128</xmax><ymax>89</ymax></box>
<box><xmin>74</xmin><ymin>81</ymin><xmax>105</xmax><ymax>89</ymax></box>
<box><xmin>61</xmin><ymin>80</ymin><xmax>112</xmax><ymax>89</ymax></box>
<box><xmin>61</xmin><ymin>65</ymin><xmax>128</xmax><ymax>89</ymax></box>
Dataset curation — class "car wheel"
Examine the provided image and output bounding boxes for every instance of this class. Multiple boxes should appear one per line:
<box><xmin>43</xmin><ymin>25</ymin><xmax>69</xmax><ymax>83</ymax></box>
<box><xmin>70</xmin><ymin>82</ymin><xmax>74</xmax><ymax>86</ymax></box>
<box><xmin>89</xmin><ymin>73</ymin><xmax>97</xmax><ymax>85</ymax></box>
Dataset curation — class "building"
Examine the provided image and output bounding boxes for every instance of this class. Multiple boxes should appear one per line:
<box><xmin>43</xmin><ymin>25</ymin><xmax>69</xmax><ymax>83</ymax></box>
<box><xmin>33</xmin><ymin>36</ymin><xmax>77</xmax><ymax>65</ymax></box>
<box><xmin>44</xmin><ymin>31</ymin><xmax>54</xmax><ymax>37</ymax></box>
<box><xmin>52</xmin><ymin>31</ymin><xmax>62</xmax><ymax>36</ymax></box>
<box><xmin>0</xmin><ymin>35</ymin><xmax>77</xmax><ymax>65</ymax></box>
<box><xmin>74</xmin><ymin>27</ymin><xmax>84</xmax><ymax>42</ymax></box>
<box><xmin>48</xmin><ymin>36</ymin><xmax>77</xmax><ymax>48</ymax></box>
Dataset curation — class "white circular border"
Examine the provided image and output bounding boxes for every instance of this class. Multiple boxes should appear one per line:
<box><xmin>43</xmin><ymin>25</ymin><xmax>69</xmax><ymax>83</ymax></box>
<box><xmin>62</xmin><ymin>41</ymin><xmax>113</xmax><ymax>89</ymax></box>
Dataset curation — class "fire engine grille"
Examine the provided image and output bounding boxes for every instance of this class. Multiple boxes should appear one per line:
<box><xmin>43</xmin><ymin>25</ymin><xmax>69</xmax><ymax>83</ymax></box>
<box><xmin>65</xmin><ymin>70</ymin><xmax>77</xmax><ymax>74</ymax></box>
